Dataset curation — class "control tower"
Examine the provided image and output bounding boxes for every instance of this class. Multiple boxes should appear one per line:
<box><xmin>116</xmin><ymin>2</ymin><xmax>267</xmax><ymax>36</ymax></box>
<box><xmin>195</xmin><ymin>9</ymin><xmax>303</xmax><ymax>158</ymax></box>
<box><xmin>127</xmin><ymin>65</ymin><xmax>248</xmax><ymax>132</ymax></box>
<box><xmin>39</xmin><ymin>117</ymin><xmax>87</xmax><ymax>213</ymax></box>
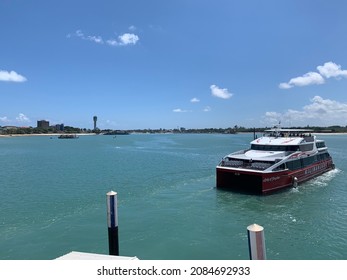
<box><xmin>93</xmin><ymin>116</ymin><xmax>97</xmax><ymax>130</ymax></box>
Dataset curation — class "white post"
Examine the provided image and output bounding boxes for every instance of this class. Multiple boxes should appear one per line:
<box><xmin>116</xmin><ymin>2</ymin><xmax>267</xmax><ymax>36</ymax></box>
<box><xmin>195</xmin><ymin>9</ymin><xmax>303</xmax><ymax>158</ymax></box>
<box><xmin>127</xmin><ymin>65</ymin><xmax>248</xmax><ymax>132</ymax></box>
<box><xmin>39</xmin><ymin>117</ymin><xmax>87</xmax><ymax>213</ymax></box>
<box><xmin>106</xmin><ymin>191</ymin><xmax>119</xmax><ymax>255</ymax></box>
<box><xmin>247</xmin><ymin>223</ymin><xmax>266</xmax><ymax>260</ymax></box>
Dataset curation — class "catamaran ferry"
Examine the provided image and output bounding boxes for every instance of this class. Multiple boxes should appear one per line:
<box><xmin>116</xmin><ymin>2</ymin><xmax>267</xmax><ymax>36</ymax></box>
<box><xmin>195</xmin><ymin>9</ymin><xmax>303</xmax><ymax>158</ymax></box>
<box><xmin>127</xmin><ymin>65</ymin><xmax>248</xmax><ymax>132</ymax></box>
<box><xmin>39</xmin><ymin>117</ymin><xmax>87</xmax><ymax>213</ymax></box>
<box><xmin>216</xmin><ymin>127</ymin><xmax>335</xmax><ymax>194</ymax></box>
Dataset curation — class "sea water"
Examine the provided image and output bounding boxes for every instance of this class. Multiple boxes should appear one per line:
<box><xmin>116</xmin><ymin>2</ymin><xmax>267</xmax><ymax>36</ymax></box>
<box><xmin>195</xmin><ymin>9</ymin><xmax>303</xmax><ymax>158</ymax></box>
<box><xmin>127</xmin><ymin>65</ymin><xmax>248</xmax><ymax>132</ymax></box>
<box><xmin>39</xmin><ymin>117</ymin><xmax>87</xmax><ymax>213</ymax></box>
<box><xmin>0</xmin><ymin>133</ymin><xmax>346</xmax><ymax>260</ymax></box>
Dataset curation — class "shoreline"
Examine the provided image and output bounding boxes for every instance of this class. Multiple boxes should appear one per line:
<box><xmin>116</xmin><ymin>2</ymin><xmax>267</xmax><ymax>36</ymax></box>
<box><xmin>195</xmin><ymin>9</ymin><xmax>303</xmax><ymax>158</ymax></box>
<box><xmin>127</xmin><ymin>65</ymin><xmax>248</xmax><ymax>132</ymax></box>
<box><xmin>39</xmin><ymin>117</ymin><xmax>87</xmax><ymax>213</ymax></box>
<box><xmin>1</xmin><ymin>132</ymin><xmax>347</xmax><ymax>138</ymax></box>
<box><xmin>313</xmin><ymin>132</ymin><xmax>347</xmax><ymax>135</ymax></box>
<box><xmin>0</xmin><ymin>133</ymin><xmax>96</xmax><ymax>138</ymax></box>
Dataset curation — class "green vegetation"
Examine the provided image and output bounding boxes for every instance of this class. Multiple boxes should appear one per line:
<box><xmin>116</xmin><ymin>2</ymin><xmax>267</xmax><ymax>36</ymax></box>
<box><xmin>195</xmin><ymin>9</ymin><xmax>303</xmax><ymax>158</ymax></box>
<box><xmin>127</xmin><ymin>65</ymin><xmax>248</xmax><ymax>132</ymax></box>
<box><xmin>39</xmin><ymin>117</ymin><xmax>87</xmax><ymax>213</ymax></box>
<box><xmin>0</xmin><ymin>126</ymin><xmax>85</xmax><ymax>135</ymax></box>
<box><xmin>124</xmin><ymin>125</ymin><xmax>347</xmax><ymax>134</ymax></box>
<box><xmin>2</xmin><ymin>125</ymin><xmax>347</xmax><ymax>136</ymax></box>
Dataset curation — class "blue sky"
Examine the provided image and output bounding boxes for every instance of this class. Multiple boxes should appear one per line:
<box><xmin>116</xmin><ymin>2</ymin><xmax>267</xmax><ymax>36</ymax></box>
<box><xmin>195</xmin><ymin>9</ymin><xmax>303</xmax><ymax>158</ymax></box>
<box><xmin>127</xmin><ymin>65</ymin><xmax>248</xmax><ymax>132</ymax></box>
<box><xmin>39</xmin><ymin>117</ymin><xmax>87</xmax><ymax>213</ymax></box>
<box><xmin>1</xmin><ymin>0</ymin><xmax>347</xmax><ymax>130</ymax></box>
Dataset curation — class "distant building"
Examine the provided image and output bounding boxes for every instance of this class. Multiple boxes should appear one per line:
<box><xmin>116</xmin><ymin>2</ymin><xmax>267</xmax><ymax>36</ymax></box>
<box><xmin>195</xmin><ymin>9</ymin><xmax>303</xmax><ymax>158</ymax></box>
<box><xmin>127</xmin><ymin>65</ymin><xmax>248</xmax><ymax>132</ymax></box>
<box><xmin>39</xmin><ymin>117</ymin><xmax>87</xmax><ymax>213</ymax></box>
<box><xmin>37</xmin><ymin>120</ymin><xmax>49</xmax><ymax>128</ymax></box>
<box><xmin>93</xmin><ymin>116</ymin><xmax>97</xmax><ymax>130</ymax></box>
<box><xmin>55</xmin><ymin>124</ymin><xmax>64</xmax><ymax>131</ymax></box>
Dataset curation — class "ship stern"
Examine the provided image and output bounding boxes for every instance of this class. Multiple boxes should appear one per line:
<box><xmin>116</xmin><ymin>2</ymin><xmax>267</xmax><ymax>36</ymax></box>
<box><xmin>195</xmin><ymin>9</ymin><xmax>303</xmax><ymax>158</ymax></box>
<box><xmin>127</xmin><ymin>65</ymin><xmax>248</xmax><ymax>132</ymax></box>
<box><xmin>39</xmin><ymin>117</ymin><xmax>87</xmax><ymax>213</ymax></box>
<box><xmin>216</xmin><ymin>167</ymin><xmax>264</xmax><ymax>194</ymax></box>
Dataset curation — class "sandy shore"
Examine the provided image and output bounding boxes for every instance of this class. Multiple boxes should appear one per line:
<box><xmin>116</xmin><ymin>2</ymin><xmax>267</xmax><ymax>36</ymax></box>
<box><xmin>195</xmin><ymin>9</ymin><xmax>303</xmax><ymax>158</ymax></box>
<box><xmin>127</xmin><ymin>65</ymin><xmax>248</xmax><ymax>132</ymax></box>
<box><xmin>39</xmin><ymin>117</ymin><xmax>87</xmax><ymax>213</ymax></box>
<box><xmin>1</xmin><ymin>132</ymin><xmax>347</xmax><ymax>138</ymax></box>
<box><xmin>313</xmin><ymin>132</ymin><xmax>347</xmax><ymax>135</ymax></box>
<box><xmin>0</xmin><ymin>133</ymin><xmax>96</xmax><ymax>138</ymax></box>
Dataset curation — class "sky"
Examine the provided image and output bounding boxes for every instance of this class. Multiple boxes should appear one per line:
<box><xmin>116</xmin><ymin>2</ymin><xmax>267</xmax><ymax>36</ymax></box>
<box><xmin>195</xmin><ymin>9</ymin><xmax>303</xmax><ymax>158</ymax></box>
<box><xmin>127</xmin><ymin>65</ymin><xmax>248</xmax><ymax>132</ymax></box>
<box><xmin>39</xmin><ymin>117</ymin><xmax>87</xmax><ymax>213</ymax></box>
<box><xmin>1</xmin><ymin>0</ymin><xmax>347</xmax><ymax>130</ymax></box>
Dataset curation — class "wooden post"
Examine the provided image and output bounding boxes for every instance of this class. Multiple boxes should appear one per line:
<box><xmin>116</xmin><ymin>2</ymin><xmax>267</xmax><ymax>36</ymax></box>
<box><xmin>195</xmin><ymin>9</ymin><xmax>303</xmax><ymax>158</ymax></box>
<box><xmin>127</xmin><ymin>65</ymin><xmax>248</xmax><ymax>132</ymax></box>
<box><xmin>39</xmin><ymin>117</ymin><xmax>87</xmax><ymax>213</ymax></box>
<box><xmin>106</xmin><ymin>191</ymin><xmax>119</xmax><ymax>255</ymax></box>
<box><xmin>247</xmin><ymin>223</ymin><xmax>266</xmax><ymax>260</ymax></box>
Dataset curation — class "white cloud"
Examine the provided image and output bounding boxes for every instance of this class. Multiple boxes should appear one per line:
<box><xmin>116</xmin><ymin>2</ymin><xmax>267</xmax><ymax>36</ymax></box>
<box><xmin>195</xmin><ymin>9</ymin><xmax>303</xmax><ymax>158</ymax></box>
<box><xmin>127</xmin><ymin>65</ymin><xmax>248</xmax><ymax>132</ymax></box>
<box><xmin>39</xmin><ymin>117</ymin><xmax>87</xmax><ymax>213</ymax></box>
<box><xmin>279</xmin><ymin>72</ymin><xmax>324</xmax><ymax>89</ymax></box>
<box><xmin>0</xmin><ymin>70</ymin><xmax>27</xmax><ymax>82</ymax></box>
<box><xmin>73</xmin><ymin>30</ymin><xmax>104</xmax><ymax>44</ymax></box>
<box><xmin>203</xmin><ymin>106</ymin><xmax>211</xmax><ymax>112</ymax></box>
<box><xmin>107</xmin><ymin>33</ymin><xmax>139</xmax><ymax>46</ymax></box>
<box><xmin>104</xmin><ymin>119</ymin><xmax>119</xmax><ymax>128</ymax></box>
<box><xmin>173</xmin><ymin>108</ymin><xmax>189</xmax><ymax>113</ymax></box>
<box><xmin>16</xmin><ymin>113</ymin><xmax>30</xmax><ymax>123</ymax></box>
<box><xmin>190</xmin><ymin>97</ymin><xmax>200</xmax><ymax>103</ymax></box>
<box><xmin>264</xmin><ymin>111</ymin><xmax>282</xmax><ymax>124</ymax></box>
<box><xmin>0</xmin><ymin>113</ymin><xmax>31</xmax><ymax>125</ymax></box>
<box><xmin>106</xmin><ymin>39</ymin><xmax>118</xmax><ymax>46</ymax></box>
<box><xmin>71</xmin><ymin>30</ymin><xmax>139</xmax><ymax>47</ymax></box>
<box><xmin>317</xmin><ymin>61</ymin><xmax>347</xmax><ymax>79</ymax></box>
<box><xmin>128</xmin><ymin>25</ymin><xmax>137</xmax><ymax>31</ymax></box>
<box><xmin>88</xmin><ymin>35</ymin><xmax>103</xmax><ymax>44</ymax></box>
<box><xmin>279</xmin><ymin>61</ymin><xmax>347</xmax><ymax>89</ymax></box>
<box><xmin>263</xmin><ymin>96</ymin><xmax>347</xmax><ymax>126</ymax></box>
<box><xmin>118</xmin><ymin>33</ymin><xmax>139</xmax><ymax>45</ymax></box>
<box><xmin>75</xmin><ymin>30</ymin><xmax>83</xmax><ymax>37</ymax></box>
<box><xmin>210</xmin><ymin>84</ymin><xmax>233</xmax><ymax>99</ymax></box>
<box><xmin>0</xmin><ymin>116</ymin><xmax>10</xmax><ymax>123</ymax></box>
<box><xmin>303</xmin><ymin>96</ymin><xmax>347</xmax><ymax>116</ymax></box>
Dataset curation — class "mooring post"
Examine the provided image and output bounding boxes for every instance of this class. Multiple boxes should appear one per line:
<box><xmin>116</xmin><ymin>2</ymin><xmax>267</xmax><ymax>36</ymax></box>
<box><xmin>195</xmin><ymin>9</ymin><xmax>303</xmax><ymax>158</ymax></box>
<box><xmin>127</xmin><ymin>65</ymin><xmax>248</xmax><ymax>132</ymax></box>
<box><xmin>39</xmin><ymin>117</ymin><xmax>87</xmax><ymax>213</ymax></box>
<box><xmin>247</xmin><ymin>223</ymin><xmax>266</xmax><ymax>260</ymax></box>
<box><xmin>106</xmin><ymin>191</ymin><xmax>119</xmax><ymax>255</ymax></box>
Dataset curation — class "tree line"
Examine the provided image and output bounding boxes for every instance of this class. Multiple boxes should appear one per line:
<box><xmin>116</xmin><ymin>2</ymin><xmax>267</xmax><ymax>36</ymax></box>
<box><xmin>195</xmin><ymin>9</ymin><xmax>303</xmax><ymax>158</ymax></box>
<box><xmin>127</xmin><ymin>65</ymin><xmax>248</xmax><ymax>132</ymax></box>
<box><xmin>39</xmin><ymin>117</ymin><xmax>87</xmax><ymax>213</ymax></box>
<box><xmin>2</xmin><ymin>125</ymin><xmax>347</xmax><ymax>135</ymax></box>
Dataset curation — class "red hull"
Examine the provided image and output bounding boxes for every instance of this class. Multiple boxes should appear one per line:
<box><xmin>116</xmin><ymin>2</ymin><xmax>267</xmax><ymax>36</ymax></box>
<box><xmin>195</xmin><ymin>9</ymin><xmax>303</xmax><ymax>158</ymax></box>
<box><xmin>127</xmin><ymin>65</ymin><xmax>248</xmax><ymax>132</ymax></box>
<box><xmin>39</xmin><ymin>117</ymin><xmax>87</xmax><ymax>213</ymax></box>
<box><xmin>216</xmin><ymin>159</ymin><xmax>334</xmax><ymax>194</ymax></box>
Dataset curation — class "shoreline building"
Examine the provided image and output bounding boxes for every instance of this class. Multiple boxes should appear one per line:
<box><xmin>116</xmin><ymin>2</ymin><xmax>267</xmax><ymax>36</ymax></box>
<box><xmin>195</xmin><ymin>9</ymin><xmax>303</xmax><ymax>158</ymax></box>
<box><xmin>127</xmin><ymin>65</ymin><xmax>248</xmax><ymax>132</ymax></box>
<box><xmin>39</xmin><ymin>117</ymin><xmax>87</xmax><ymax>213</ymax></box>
<box><xmin>55</xmin><ymin>124</ymin><xmax>64</xmax><ymax>131</ymax></box>
<box><xmin>93</xmin><ymin>116</ymin><xmax>97</xmax><ymax>130</ymax></box>
<box><xmin>37</xmin><ymin>120</ymin><xmax>49</xmax><ymax>128</ymax></box>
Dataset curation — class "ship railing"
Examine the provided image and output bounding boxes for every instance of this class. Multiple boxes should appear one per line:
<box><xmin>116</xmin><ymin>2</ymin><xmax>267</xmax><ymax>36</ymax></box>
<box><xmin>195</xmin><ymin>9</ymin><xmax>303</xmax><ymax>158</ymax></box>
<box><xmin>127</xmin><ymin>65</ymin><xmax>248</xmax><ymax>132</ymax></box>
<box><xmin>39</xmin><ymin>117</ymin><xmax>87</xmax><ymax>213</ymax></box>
<box><xmin>250</xmin><ymin>162</ymin><xmax>272</xmax><ymax>170</ymax></box>
<box><xmin>230</xmin><ymin>149</ymin><xmax>250</xmax><ymax>156</ymax></box>
<box><xmin>221</xmin><ymin>159</ymin><xmax>243</xmax><ymax>167</ymax></box>
<box><xmin>221</xmin><ymin>159</ymin><xmax>273</xmax><ymax>170</ymax></box>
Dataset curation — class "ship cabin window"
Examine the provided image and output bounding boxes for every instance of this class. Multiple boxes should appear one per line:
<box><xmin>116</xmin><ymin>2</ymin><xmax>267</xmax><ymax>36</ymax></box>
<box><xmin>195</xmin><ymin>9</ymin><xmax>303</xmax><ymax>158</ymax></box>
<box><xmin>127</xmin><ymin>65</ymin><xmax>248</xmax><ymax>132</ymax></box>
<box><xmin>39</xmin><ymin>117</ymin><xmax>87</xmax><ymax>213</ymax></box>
<box><xmin>317</xmin><ymin>152</ymin><xmax>331</xmax><ymax>161</ymax></box>
<box><xmin>302</xmin><ymin>156</ymin><xmax>315</xmax><ymax>166</ymax></box>
<box><xmin>251</xmin><ymin>144</ymin><xmax>299</xmax><ymax>152</ymax></box>
<box><xmin>286</xmin><ymin>152</ymin><xmax>331</xmax><ymax>171</ymax></box>
<box><xmin>299</xmin><ymin>143</ymin><xmax>314</xmax><ymax>152</ymax></box>
<box><xmin>316</xmin><ymin>141</ymin><xmax>326</xmax><ymax>149</ymax></box>
<box><xmin>273</xmin><ymin>163</ymin><xmax>286</xmax><ymax>171</ymax></box>
<box><xmin>287</xmin><ymin>159</ymin><xmax>302</xmax><ymax>170</ymax></box>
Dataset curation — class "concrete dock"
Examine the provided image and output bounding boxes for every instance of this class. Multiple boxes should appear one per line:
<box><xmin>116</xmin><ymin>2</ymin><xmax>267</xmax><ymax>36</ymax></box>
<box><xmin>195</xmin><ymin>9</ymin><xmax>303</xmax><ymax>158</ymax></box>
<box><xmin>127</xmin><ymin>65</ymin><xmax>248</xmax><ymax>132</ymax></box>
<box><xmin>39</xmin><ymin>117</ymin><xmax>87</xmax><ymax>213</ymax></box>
<box><xmin>55</xmin><ymin>251</ymin><xmax>138</xmax><ymax>260</ymax></box>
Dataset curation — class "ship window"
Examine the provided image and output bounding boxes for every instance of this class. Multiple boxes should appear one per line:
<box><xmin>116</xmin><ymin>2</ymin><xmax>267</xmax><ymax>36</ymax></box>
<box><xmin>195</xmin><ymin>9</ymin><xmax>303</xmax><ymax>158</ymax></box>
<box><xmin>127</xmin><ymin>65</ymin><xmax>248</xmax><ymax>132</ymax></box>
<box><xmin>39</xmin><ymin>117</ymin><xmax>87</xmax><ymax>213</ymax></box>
<box><xmin>274</xmin><ymin>163</ymin><xmax>286</xmax><ymax>171</ymax></box>
<box><xmin>323</xmin><ymin>152</ymin><xmax>330</xmax><ymax>159</ymax></box>
<box><xmin>300</xmin><ymin>143</ymin><xmax>314</xmax><ymax>152</ymax></box>
<box><xmin>251</xmin><ymin>144</ymin><xmax>300</xmax><ymax>152</ymax></box>
<box><xmin>286</xmin><ymin>145</ymin><xmax>300</xmax><ymax>152</ymax></box>
<box><xmin>287</xmin><ymin>159</ymin><xmax>303</xmax><ymax>170</ymax></box>
<box><xmin>317</xmin><ymin>152</ymin><xmax>330</xmax><ymax>161</ymax></box>
<box><xmin>302</xmin><ymin>156</ymin><xmax>315</xmax><ymax>167</ymax></box>
<box><xmin>316</xmin><ymin>141</ymin><xmax>326</xmax><ymax>149</ymax></box>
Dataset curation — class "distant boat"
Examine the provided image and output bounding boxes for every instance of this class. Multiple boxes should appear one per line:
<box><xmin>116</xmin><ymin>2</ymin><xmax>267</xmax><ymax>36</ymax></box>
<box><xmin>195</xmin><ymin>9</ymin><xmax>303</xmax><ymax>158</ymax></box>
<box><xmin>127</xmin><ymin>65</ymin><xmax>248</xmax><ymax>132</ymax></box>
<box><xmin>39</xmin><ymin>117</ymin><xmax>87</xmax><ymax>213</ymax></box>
<box><xmin>103</xmin><ymin>130</ymin><xmax>129</xmax><ymax>135</ymax></box>
<box><xmin>216</xmin><ymin>126</ymin><xmax>334</xmax><ymax>194</ymax></box>
<box><xmin>58</xmin><ymin>134</ymin><xmax>79</xmax><ymax>139</ymax></box>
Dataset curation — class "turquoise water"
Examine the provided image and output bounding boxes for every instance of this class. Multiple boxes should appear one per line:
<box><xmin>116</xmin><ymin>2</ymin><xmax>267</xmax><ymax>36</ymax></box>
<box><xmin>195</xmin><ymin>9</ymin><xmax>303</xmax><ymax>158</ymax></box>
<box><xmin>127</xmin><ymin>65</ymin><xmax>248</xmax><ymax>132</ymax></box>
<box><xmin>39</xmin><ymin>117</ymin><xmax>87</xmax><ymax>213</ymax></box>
<box><xmin>0</xmin><ymin>133</ymin><xmax>346</xmax><ymax>260</ymax></box>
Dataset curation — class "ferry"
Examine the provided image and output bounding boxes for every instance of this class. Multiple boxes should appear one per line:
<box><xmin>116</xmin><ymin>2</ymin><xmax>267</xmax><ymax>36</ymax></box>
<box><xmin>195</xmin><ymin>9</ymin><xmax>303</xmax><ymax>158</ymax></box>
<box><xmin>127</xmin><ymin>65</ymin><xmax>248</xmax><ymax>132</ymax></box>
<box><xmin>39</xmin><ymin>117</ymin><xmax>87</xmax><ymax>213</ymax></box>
<box><xmin>58</xmin><ymin>134</ymin><xmax>79</xmax><ymax>139</ymax></box>
<box><xmin>216</xmin><ymin>127</ymin><xmax>334</xmax><ymax>194</ymax></box>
